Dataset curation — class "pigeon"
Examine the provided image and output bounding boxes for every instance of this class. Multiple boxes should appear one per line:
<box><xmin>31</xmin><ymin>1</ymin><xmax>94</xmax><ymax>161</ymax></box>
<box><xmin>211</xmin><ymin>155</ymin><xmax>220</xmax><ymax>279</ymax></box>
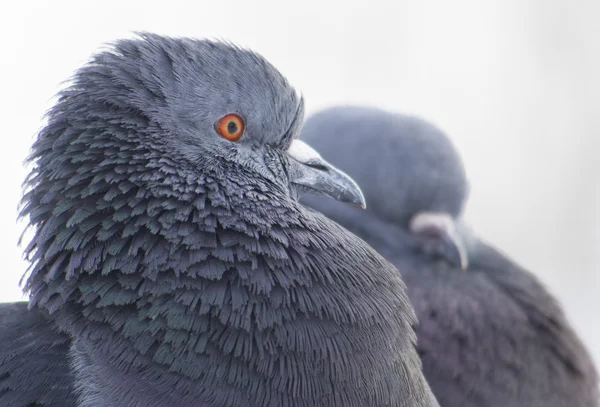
<box><xmin>301</xmin><ymin>105</ymin><xmax>599</xmax><ymax>407</ymax></box>
<box><xmin>3</xmin><ymin>34</ymin><xmax>440</xmax><ymax>407</ymax></box>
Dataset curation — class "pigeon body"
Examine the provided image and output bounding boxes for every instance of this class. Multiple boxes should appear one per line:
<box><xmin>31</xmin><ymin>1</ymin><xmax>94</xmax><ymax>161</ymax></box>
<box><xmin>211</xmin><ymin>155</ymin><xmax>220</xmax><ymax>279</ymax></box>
<box><xmin>6</xmin><ymin>36</ymin><xmax>439</xmax><ymax>406</ymax></box>
<box><xmin>301</xmin><ymin>106</ymin><xmax>599</xmax><ymax>407</ymax></box>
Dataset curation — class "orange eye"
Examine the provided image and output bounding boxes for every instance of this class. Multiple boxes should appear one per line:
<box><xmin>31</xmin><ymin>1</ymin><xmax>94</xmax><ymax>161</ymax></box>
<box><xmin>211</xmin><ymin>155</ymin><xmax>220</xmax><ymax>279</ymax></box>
<box><xmin>216</xmin><ymin>113</ymin><xmax>245</xmax><ymax>141</ymax></box>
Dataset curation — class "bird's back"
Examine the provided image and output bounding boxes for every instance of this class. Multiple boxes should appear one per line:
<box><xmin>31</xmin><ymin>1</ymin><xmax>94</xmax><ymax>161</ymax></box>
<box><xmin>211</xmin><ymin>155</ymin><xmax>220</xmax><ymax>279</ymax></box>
<box><xmin>0</xmin><ymin>302</ymin><xmax>76</xmax><ymax>407</ymax></box>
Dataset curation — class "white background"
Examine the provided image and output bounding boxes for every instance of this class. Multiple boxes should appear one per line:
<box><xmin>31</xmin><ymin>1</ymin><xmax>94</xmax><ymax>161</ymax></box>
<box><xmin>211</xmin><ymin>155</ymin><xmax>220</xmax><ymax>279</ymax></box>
<box><xmin>1</xmin><ymin>1</ymin><xmax>598</xmax><ymax>365</ymax></box>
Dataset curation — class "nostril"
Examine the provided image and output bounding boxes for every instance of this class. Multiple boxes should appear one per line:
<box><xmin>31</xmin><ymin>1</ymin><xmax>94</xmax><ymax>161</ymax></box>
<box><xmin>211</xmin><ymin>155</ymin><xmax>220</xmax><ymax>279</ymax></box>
<box><xmin>305</xmin><ymin>162</ymin><xmax>329</xmax><ymax>172</ymax></box>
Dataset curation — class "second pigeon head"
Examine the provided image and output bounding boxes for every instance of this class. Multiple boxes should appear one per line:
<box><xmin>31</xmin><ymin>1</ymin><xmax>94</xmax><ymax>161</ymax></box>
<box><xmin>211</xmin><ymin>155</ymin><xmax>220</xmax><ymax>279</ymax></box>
<box><xmin>301</xmin><ymin>105</ymin><xmax>471</xmax><ymax>269</ymax></box>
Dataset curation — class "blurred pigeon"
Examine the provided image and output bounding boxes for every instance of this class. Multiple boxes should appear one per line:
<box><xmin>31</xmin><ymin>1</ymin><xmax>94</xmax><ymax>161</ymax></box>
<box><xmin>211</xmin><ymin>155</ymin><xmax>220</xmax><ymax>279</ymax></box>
<box><xmin>2</xmin><ymin>35</ymin><xmax>440</xmax><ymax>407</ymax></box>
<box><xmin>301</xmin><ymin>105</ymin><xmax>599</xmax><ymax>407</ymax></box>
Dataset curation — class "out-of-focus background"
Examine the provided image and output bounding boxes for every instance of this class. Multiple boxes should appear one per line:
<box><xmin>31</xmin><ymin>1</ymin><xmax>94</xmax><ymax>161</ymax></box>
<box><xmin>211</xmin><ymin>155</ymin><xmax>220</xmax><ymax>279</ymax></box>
<box><xmin>1</xmin><ymin>0</ymin><xmax>598</xmax><ymax>364</ymax></box>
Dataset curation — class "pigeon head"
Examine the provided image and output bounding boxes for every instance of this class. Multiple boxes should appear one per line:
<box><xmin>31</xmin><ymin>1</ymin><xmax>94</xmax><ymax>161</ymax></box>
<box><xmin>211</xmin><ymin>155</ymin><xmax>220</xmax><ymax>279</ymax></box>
<box><xmin>301</xmin><ymin>106</ymin><xmax>471</xmax><ymax>269</ymax></box>
<box><xmin>21</xmin><ymin>35</ymin><xmax>365</xmax><ymax>311</ymax></box>
<box><xmin>62</xmin><ymin>34</ymin><xmax>363</xmax><ymax>206</ymax></box>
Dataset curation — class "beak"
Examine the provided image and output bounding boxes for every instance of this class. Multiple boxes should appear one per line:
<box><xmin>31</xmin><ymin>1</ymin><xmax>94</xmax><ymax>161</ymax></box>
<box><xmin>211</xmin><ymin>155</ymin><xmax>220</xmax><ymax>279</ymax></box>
<box><xmin>287</xmin><ymin>140</ymin><xmax>366</xmax><ymax>208</ymax></box>
<box><xmin>409</xmin><ymin>212</ymin><xmax>469</xmax><ymax>270</ymax></box>
<box><xmin>440</xmin><ymin>228</ymin><xmax>469</xmax><ymax>271</ymax></box>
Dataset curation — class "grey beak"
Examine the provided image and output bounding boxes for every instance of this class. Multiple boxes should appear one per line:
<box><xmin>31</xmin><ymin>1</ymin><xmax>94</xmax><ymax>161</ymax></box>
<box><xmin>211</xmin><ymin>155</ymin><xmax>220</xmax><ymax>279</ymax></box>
<box><xmin>438</xmin><ymin>231</ymin><xmax>469</xmax><ymax>271</ymax></box>
<box><xmin>287</xmin><ymin>140</ymin><xmax>366</xmax><ymax>208</ymax></box>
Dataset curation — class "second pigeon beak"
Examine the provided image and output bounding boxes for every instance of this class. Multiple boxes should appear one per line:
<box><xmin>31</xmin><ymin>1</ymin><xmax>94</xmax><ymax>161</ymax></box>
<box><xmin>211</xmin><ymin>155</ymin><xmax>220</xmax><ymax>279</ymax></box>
<box><xmin>287</xmin><ymin>140</ymin><xmax>366</xmax><ymax>208</ymax></box>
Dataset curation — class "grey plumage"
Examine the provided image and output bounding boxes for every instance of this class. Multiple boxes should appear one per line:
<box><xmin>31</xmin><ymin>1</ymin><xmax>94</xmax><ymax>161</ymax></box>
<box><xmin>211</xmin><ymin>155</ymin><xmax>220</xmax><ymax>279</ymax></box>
<box><xmin>0</xmin><ymin>302</ymin><xmax>77</xmax><ymax>406</ymax></box>
<box><xmin>301</xmin><ymin>105</ymin><xmax>599</xmax><ymax>407</ymax></box>
<box><xmin>4</xmin><ymin>35</ymin><xmax>439</xmax><ymax>406</ymax></box>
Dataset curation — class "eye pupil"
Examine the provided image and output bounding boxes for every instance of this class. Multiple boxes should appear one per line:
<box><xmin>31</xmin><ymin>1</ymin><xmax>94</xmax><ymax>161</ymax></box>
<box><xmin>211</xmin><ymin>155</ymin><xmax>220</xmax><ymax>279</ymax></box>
<box><xmin>227</xmin><ymin>121</ymin><xmax>238</xmax><ymax>134</ymax></box>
